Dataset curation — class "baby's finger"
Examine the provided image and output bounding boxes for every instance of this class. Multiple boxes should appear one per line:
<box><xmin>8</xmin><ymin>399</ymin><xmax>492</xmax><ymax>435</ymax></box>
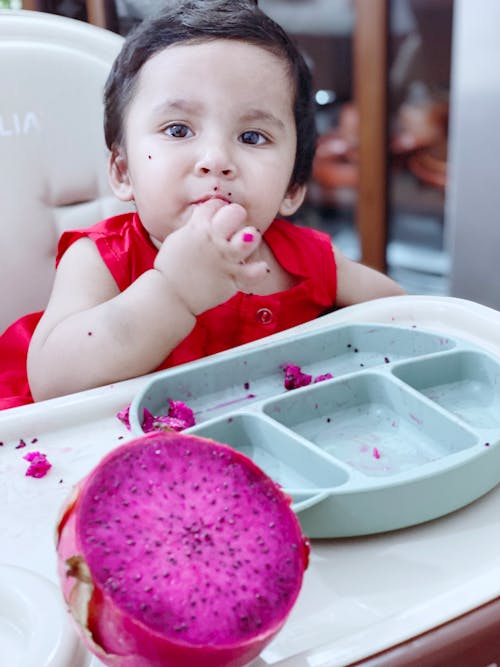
<box><xmin>211</xmin><ymin>203</ymin><xmax>247</xmax><ymax>241</ymax></box>
<box><xmin>189</xmin><ymin>197</ymin><xmax>226</xmax><ymax>225</ymax></box>
<box><xmin>228</xmin><ymin>225</ymin><xmax>262</xmax><ymax>258</ymax></box>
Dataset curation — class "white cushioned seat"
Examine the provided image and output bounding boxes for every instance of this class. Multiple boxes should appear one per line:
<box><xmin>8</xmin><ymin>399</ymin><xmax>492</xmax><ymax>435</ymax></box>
<box><xmin>0</xmin><ymin>10</ymin><xmax>132</xmax><ymax>332</ymax></box>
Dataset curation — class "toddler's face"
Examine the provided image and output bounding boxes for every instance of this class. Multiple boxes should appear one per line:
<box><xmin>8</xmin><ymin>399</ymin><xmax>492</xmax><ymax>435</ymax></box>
<box><xmin>109</xmin><ymin>39</ymin><xmax>305</xmax><ymax>242</ymax></box>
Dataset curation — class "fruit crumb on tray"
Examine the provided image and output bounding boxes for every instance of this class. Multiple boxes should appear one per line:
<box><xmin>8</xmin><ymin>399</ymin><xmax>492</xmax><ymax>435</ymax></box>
<box><xmin>23</xmin><ymin>451</ymin><xmax>52</xmax><ymax>478</ymax></box>
<box><xmin>117</xmin><ymin>399</ymin><xmax>196</xmax><ymax>433</ymax></box>
<box><xmin>283</xmin><ymin>363</ymin><xmax>333</xmax><ymax>390</ymax></box>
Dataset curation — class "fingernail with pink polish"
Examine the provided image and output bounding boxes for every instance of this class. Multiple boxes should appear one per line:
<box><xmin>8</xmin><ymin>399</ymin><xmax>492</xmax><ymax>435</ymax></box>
<box><xmin>242</xmin><ymin>232</ymin><xmax>254</xmax><ymax>243</ymax></box>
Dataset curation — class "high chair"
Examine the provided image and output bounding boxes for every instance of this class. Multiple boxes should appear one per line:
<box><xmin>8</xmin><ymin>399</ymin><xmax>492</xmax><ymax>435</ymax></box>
<box><xmin>0</xmin><ymin>9</ymin><xmax>131</xmax><ymax>333</ymax></box>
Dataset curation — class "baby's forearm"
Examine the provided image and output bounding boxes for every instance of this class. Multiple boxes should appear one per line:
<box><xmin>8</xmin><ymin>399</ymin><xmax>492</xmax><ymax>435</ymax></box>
<box><xmin>27</xmin><ymin>269</ymin><xmax>196</xmax><ymax>401</ymax></box>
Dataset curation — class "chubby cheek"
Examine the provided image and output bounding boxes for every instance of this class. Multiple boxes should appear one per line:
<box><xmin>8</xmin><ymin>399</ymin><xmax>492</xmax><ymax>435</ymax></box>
<box><xmin>137</xmin><ymin>150</ymin><xmax>181</xmax><ymax>183</ymax></box>
<box><xmin>253</xmin><ymin>177</ymin><xmax>293</xmax><ymax>222</ymax></box>
<box><xmin>133</xmin><ymin>152</ymin><xmax>167</xmax><ymax>190</ymax></box>
<box><xmin>246</xmin><ymin>199</ymin><xmax>281</xmax><ymax>233</ymax></box>
<box><xmin>256</xmin><ymin>153</ymin><xmax>294</xmax><ymax>194</ymax></box>
<box><xmin>138</xmin><ymin>149</ymin><xmax>157</xmax><ymax>166</ymax></box>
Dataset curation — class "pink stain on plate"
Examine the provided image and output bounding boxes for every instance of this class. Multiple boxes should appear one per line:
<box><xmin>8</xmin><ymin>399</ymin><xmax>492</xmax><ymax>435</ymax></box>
<box><xmin>314</xmin><ymin>373</ymin><xmax>333</xmax><ymax>383</ymax></box>
<box><xmin>372</xmin><ymin>447</ymin><xmax>381</xmax><ymax>460</ymax></box>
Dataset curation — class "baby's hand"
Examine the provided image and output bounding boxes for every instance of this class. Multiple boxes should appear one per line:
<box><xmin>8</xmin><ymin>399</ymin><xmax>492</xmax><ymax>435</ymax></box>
<box><xmin>154</xmin><ymin>200</ymin><xmax>268</xmax><ymax>315</ymax></box>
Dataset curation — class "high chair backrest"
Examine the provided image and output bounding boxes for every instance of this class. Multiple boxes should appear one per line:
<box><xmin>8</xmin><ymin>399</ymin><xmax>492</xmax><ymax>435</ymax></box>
<box><xmin>0</xmin><ymin>10</ymin><xmax>132</xmax><ymax>332</ymax></box>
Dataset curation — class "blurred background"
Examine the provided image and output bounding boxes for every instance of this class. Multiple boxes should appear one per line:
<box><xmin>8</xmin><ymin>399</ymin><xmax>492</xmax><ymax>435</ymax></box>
<box><xmin>11</xmin><ymin>1</ymin><xmax>500</xmax><ymax>307</ymax></box>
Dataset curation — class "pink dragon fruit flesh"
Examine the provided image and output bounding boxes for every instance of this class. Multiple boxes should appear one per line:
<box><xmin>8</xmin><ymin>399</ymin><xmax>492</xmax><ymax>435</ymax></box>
<box><xmin>56</xmin><ymin>431</ymin><xmax>309</xmax><ymax>667</ymax></box>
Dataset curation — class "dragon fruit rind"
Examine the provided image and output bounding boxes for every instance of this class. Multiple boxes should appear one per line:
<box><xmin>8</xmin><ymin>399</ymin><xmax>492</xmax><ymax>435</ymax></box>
<box><xmin>56</xmin><ymin>431</ymin><xmax>309</xmax><ymax>667</ymax></box>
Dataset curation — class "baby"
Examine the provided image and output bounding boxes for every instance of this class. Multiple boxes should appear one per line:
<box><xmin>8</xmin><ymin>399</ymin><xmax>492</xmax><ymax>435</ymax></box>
<box><xmin>0</xmin><ymin>0</ymin><xmax>404</xmax><ymax>408</ymax></box>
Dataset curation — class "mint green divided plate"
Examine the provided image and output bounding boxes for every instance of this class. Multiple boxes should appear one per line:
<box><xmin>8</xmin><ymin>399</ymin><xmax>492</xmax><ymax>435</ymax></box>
<box><xmin>129</xmin><ymin>323</ymin><xmax>500</xmax><ymax>538</ymax></box>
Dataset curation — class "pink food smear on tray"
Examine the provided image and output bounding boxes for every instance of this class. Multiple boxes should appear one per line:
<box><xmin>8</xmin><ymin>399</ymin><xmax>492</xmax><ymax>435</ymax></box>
<box><xmin>204</xmin><ymin>393</ymin><xmax>256</xmax><ymax>413</ymax></box>
<box><xmin>314</xmin><ymin>373</ymin><xmax>334</xmax><ymax>383</ymax></box>
<box><xmin>23</xmin><ymin>451</ymin><xmax>52</xmax><ymax>478</ymax></box>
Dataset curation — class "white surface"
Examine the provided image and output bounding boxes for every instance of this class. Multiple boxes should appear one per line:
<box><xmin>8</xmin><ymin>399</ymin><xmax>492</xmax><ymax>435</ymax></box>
<box><xmin>2</xmin><ymin>295</ymin><xmax>500</xmax><ymax>666</ymax></box>
<box><xmin>0</xmin><ymin>564</ymin><xmax>88</xmax><ymax>667</ymax></box>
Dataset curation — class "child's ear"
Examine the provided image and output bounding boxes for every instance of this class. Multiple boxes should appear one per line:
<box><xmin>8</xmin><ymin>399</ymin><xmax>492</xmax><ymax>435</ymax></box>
<box><xmin>108</xmin><ymin>148</ymin><xmax>134</xmax><ymax>201</ymax></box>
<box><xmin>278</xmin><ymin>183</ymin><xmax>307</xmax><ymax>217</ymax></box>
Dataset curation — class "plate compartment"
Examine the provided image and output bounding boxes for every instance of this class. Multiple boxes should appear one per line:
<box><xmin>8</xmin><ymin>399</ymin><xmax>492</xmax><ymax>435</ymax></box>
<box><xmin>129</xmin><ymin>323</ymin><xmax>500</xmax><ymax>537</ymax></box>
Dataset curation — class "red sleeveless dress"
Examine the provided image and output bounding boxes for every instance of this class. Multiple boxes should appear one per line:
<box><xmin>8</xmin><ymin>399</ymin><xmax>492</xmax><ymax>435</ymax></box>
<box><xmin>0</xmin><ymin>213</ymin><xmax>337</xmax><ymax>409</ymax></box>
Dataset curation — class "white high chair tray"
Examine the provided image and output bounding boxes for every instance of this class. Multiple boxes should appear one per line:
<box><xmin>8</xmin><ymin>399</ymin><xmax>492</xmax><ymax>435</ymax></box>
<box><xmin>2</xmin><ymin>295</ymin><xmax>500</xmax><ymax>667</ymax></box>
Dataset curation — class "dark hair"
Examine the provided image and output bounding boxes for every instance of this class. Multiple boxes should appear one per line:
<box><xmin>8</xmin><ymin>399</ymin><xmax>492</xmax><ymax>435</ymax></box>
<box><xmin>104</xmin><ymin>0</ymin><xmax>316</xmax><ymax>186</ymax></box>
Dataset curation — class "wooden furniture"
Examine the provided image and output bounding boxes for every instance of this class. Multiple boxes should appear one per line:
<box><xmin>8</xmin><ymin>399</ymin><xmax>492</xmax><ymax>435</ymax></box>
<box><xmin>353</xmin><ymin>0</ymin><xmax>389</xmax><ymax>272</ymax></box>
<box><xmin>21</xmin><ymin>0</ymin><xmax>118</xmax><ymax>31</ymax></box>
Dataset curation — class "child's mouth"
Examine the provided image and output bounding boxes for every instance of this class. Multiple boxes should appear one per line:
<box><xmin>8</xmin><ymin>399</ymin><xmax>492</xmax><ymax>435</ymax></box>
<box><xmin>193</xmin><ymin>194</ymin><xmax>231</xmax><ymax>205</ymax></box>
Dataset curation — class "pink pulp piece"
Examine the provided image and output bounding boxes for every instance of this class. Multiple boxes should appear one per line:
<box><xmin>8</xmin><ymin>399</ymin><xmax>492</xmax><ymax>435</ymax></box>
<box><xmin>23</xmin><ymin>451</ymin><xmax>52</xmax><ymax>478</ymax></box>
<box><xmin>56</xmin><ymin>431</ymin><xmax>309</xmax><ymax>667</ymax></box>
<box><xmin>116</xmin><ymin>405</ymin><xmax>131</xmax><ymax>430</ymax></box>
<box><xmin>167</xmin><ymin>399</ymin><xmax>196</xmax><ymax>428</ymax></box>
<box><xmin>283</xmin><ymin>364</ymin><xmax>312</xmax><ymax>390</ymax></box>
<box><xmin>117</xmin><ymin>400</ymin><xmax>196</xmax><ymax>434</ymax></box>
<box><xmin>242</xmin><ymin>232</ymin><xmax>254</xmax><ymax>243</ymax></box>
<box><xmin>143</xmin><ymin>399</ymin><xmax>196</xmax><ymax>433</ymax></box>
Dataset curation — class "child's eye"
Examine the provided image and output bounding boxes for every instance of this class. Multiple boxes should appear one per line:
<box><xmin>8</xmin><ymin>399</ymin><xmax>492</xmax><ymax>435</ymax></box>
<box><xmin>239</xmin><ymin>130</ymin><xmax>267</xmax><ymax>145</ymax></box>
<box><xmin>165</xmin><ymin>124</ymin><xmax>193</xmax><ymax>138</ymax></box>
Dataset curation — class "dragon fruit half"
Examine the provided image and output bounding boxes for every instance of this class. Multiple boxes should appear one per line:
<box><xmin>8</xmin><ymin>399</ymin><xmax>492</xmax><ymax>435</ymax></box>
<box><xmin>56</xmin><ymin>431</ymin><xmax>309</xmax><ymax>667</ymax></box>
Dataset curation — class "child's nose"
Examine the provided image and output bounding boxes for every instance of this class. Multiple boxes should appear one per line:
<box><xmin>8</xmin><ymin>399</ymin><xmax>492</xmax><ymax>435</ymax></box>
<box><xmin>195</xmin><ymin>145</ymin><xmax>235</xmax><ymax>177</ymax></box>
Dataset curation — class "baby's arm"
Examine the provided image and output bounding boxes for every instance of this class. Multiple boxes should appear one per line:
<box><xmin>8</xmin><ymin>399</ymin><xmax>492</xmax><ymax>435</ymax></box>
<box><xmin>27</xmin><ymin>201</ymin><xmax>266</xmax><ymax>401</ymax></box>
<box><xmin>334</xmin><ymin>246</ymin><xmax>405</xmax><ymax>307</ymax></box>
